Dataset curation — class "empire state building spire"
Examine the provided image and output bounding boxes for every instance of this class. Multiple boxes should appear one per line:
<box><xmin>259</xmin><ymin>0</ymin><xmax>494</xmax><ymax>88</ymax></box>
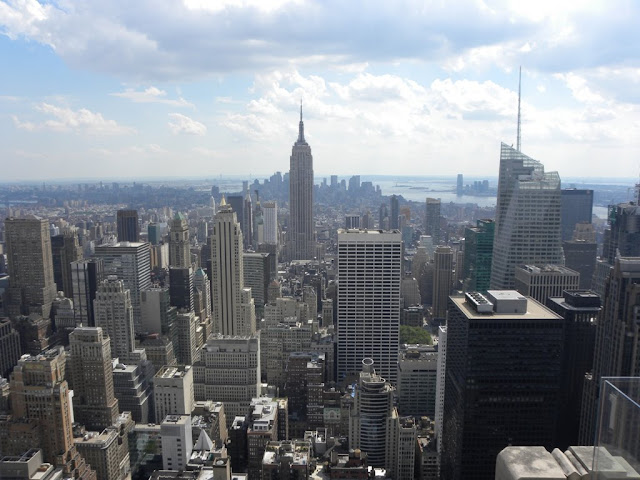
<box><xmin>297</xmin><ymin>100</ymin><xmax>307</xmax><ymax>145</ymax></box>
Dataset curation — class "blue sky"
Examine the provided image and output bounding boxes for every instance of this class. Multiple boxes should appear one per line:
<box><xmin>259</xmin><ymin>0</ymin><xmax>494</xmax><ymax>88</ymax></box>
<box><xmin>1</xmin><ymin>0</ymin><xmax>639</xmax><ymax>181</ymax></box>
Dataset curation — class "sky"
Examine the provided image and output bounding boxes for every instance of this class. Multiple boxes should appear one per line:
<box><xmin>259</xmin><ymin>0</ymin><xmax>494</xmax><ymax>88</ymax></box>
<box><xmin>1</xmin><ymin>0</ymin><xmax>640</xmax><ymax>182</ymax></box>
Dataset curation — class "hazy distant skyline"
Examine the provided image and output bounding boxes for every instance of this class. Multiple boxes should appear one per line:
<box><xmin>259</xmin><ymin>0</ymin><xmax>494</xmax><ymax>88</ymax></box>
<box><xmin>1</xmin><ymin>0</ymin><xmax>639</xmax><ymax>181</ymax></box>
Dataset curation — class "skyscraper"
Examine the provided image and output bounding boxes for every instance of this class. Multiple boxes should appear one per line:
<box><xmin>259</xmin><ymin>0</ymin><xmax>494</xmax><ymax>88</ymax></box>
<box><xmin>424</xmin><ymin>198</ymin><xmax>441</xmax><ymax>244</ymax></box>
<box><xmin>442</xmin><ymin>291</ymin><xmax>563</xmax><ymax>480</ymax></box>
<box><xmin>69</xmin><ymin>327</ymin><xmax>120</xmax><ymax>431</ymax></box>
<box><xmin>93</xmin><ymin>277</ymin><xmax>135</xmax><ymax>360</ymax></box>
<box><xmin>580</xmin><ymin>257</ymin><xmax>640</xmax><ymax>445</ymax></box>
<box><xmin>432</xmin><ymin>246</ymin><xmax>453</xmax><ymax>319</ymax></box>
<box><xmin>288</xmin><ymin>105</ymin><xmax>315</xmax><ymax>261</ymax></box>
<box><xmin>4</xmin><ymin>216</ymin><xmax>57</xmax><ymax>319</ymax></box>
<box><xmin>169</xmin><ymin>212</ymin><xmax>191</xmax><ymax>268</ymax></box>
<box><xmin>262</xmin><ymin>201</ymin><xmax>278</xmax><ymax>246</ymax></box>
<box><xmin>94</xmin><ymin>241</ymin><xmax>151</xmax><ymax>332</ymax></box>
<box><xmin>210</xmin><ymin>198</ymin><xmax>255</xmax><ymax>336</ymax></box>
<box><xmin>50</xmin><ymin>228</ymin><xmax>83</xmax><ymax>297</ymax></box>
<box><xmin>337</xmin><ymin>230</ymin><xmax>402</xmax><ymax>384</ymax></box>
<box><xmin>70</xmin><ymin>258</ymin><xmax>104</xmax><ymax>327</ymax></box>
<box><xmin>560</xmin><ymin>189</ymin><xmax>593</xmax><ymax>241</ymax></box>
<box><xmin>490</xmin><ymin>143</ymin><xmax>563</xmax><ymax>290</ymax></box>
<box><xmin>390</xmin><ymin>195</ymin><xmax>399</xmax><ymax>230</ymax></box>
<box><xmin>463</xmin><ymin>219</ymin><xmax>494</xmax><ymax>292</ymax></box>
<box><xmin>8</xmin><ymin>347</ymin><xmax>97</xmax><ymax>479</ymax></box>
<box><xmin>116</xmin><ymin>209</ymin><xmax>139</xmax><ymax>242</ymax></box>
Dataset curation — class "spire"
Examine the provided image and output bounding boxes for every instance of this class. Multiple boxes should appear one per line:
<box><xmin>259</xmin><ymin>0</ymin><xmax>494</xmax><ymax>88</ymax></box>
<box><xmin>517</xmin><ymin>66</ymin><xmax>522</xmax><ymax>152</ymax></box>
<box><xmin>297</xmin><ymin>99</ymin><xmax>306</xmax><ymax>144</ymax></box>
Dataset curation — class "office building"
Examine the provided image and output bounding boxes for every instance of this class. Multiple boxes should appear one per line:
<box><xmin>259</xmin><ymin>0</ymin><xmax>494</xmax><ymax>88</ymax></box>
<box><xmin>94</xmin><ymin>277</ymin><xmax>135</xmax><ymax>360</ymax></box>
<box><xmin>94</xmin><ymin>241</ymin><xmax>151</xmax><ymax>332</ymax></box>
<box><xmin>141</xmin><ymin>287</ymin><xmax>176</xmax><ymax>335</ymax></box>
<box><xmin>210</xmin><ymin>198</ymin><xmax>256</xmax><ymax>336</ymax></box>
<box><xmin>442</xmin><ymin>291</ymin><xmax>564</xmax><ymax>480</ymax></box>
<box><xmin>112</xmin><ymin>360</ymin><xmax>152</xmax><ymax>424</ymax></box>
<box><xmin>50</xmin><ymin>228</ymin><xmax>83</xmax><ymax>297</ymax></box>
<box><xmin>424</xmin><ymin>198</ymin><xmax>441</xmax><ymax>244</ymax></box>
<box><xmin>397</xmin><ymin>345</ymin><xmax>438</xmax><ymax>417</ymax></box>
<box><xmin>432</xmin><ymin>246</ymin><xmax>454</xmax><ymax>319</ymax></box>
<box><xmin>337</xmin><ymin>230</ymin><xmax>402</xmax><ymax>384</ymax></box>
<box><xmin>580</xmin><ymin>257</ymin><xmax>640</xmax><ymax>445</ymax></box>
<box><xmin>174</xmin><ymin>310</ymin><xmax>199</xmax><ymax>366</ymax></box>
<box><xmin>193</xmin><ymin>334</ymin><xmax>261</xmax><ymax>424</ymax></box>
<box><xmin>161</xmin><ymin>414</ymin><xmax>193</xmax><ymax>471</ymax></box>
<box><xmin>546</xmin><ymin>290</ymin><xmax>600</xmax><ymax>448</ymax></box>
<box><xmin>262</xmin><ymin>440</ymin><xmax>311</xmax><ymax>480</ymax></box>
<box><xmin>561</xmin><ymin>189</ymin><xmax>593</xmax><ymax>241</ymax></box>
<box><xmin>288</xmin><ymin>106</ymin><xmax>315</xmax><ymax>261</ymax></box>
<box><xmin>69</xmin><ymin>327</ymin><xmax>120</xmax><ymax>431</ymax></box>
<box><xmin>243</xmin><ymin>252</ymin><xmax>271</xmax><ymax>318</ymax></box>
<box><xmin>0</xmin><ymin>317</ymin><xmax>21</xmax><ymax>378</ymax></box>
<box><xmin>456</xmin><ymin>174</ymin><xmax>463</xmax><ymax>195</ymax></box>
<box><xmin>435</xmin><ymin>325</ymin><xmax>447</xmax><ymax>457</ymax></box>
<box><xmin>348</xmin><ymin>359</ymin><xmax>396</xmax><ymax>469</ymax></box>
<box><xmin>148</xmin><ymin>222</ymin><xmax>162</xmax><ymax>245</ymax></box>
<box><xmin>8</xmin><ymin>347</ymin><xmax>96</xmax><ymax>479</ymax></box>
<box><xmin>169</xmin><ymin>266</ymin><xmax>194</xmax><ymax>311</ymax></box>
<box><xmin>75</xmin><ymin>417</ymin><xmax>133</xmax><ymax>480</ymax></box>
<box><xmin>140</xmin><ymin>334</ymin><xmax>177</xmax><ymax>369</ymax></box>
<box><xmin>262</xmin><ymin>201</ymin><xmax>278</xmax><ymax>246</ymax></box>
<box><xmin>490</xmin><ymin>143</ymin><xmax>563</xmax><ymax>290</ymax></box>
<box><xmin>154</xmin><ymin>365</ymin><xmax>194</xmax><ymax>422</ymax></box>
<box><xmin>169</xmin><ymin>213</ymin><xmax>191</xmax><ymax>268</ymax></box>
<box><xmin>563</xmin><ymin>239</ymin><xmax>597</xmax><ymax>290</ymax></box>
<box><xmin>463</xmin><ymin>219</ymin><xmax>494</xmax><ymax>292</ymax></box>
<box><xmin>193</xmin><ymin>268</ymin><xmax>212</xmax><ymax>322</ymax></box>
<box><xmin>390</xmin><ymin>195</ymin><xmax>399</xmax><ymax>230</ymax></box>
<box><xmin>116</xmin><ymin>209</ymin><xmax>139</xmax><ymax>242</ymax></box>
<box><xmin>0</xmin><ymin>449</ymin><xmax>63</xmax><ymax>480</ymax></box>
<box><xmin>345</xmin><ymin>214</ymin><xmax>360</xmax><ymax>230</ymax></box>
<box><xmin>603</xmin><ymin>202</ymin><xmax>640</xmax><ymax>264</ymax></box>
<box><xmin>247</xmin><ymin>397</ymin><xmax>280</xmax><ymax>479</ymax></box>
<box><xmin>4</xmin><ymin>216</ymin><xmax>57</xmax><ymax>319</ymax></box>
<box><xmin>71</xmin><ymin>258</ymin><xmax>104</xmax><ymax>327</ymax></box>
<box><xmin>514</xmin><ymin>264</ymin><xmax>580</xmax><ymax>305</ymax></box>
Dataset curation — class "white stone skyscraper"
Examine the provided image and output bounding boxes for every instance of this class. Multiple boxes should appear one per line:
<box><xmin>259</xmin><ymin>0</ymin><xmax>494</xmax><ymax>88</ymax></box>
<box><xmin>210</xmin><ymin>197</ymin><xmax>256</xmax><ymax>336</ymax></box>
<box><xmin>490</xmin><ymin>143</ymin><xmax>563</xmax><ymax>290</ymax></box>
<box><xmin>169</xmin><ymin>212</ymin><xmax>191</xmax><ymax>268</ymax></box>
<box><xmin>93</xmin><ymin>276</ymin><xmax>135</xmax><ymax>360</ymax></box>
<box><xmin>288</xmin><ymin>105</ymin><xmax>314</xmax><ymax>261</ymax></box>
<box><xmin>337</xmin><ymin>230</ymin><xmax>402</xmax><ymax>384</ymax></box>
<box><xmin>263</xmin><ymin>201</ymin><xmax>278</xmax><ymax>246</ymax></box>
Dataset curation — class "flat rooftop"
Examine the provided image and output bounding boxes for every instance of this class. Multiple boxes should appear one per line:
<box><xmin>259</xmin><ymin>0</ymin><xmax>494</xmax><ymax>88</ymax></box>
<box><xmin>451</xmin><ymin>295</ymin><xmax>562</xmax><ymax>321</ymax></box>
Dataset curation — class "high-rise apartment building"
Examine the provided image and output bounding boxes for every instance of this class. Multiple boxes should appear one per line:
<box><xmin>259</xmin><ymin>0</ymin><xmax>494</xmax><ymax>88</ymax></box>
<box><xmin>490</xmin><ymin>143</ymin><xmax>563</xmax><ymax>290</ymax></box>
<box><xmin>288</xmin><ymin>106</ymin><xmax>315</xmax><ymax>261</ymax></box>
<box><xmin>337</xmin><ymin>230</ymin><xmax>402</xmax><ymax>384</ymax></box>
<box><xmin>442</xmin><ymin>291</ymin><xmax>564</xmax><ymax>480</ymax></box>
<box><xmin>169</xmin><ymin>213</ymin><xmax>191</xmax><ymax>268</ymax></box>
<box><xmin>560</xmin><ymin>189</ymin><xmax>593</xmax><ymax>241</ymax></box>
<box><xmin>210</xmin><ymin>199</ymin><xmax>255</xmax><ymax>336</ymax></box>
<box><xmin>424</xmin><ymin>198</ymin><xmax>441</xmax><ymax>244</ymax></box>
<box><xmin>116</xmin><ymin>209</ymin><xmax>139</xmax><ymax>242</ymax></box>
<box><xmin>432</xmin><ymin>246</ymin><xmax>454</xmax><ymax>319</ymax></box>
<box><xmin>93</xmin><ymin>277</ymin><xmax>135</xmax><ymax>360</ymax></box>
<box><xmin>94</xmin><ymin>241</ymin><xmax>151</xmax><ymax>332</ymax></box>
<box><xmin>463</xmin><ymin>219</ymin><xmax>494</xmax><ymax>292</ymax></box>
<box><xmin>71</xmin><ymin>258</ymin><xmax>104</xmax><ymax>327</ymax></box>
<box><xmin>580</xmin><ymin>257</ymin><xmax>640</xmax><ymax>445</ymax></box>
<box><xmin>5</xmin><ymin>216</ymin><xmax>57</xmax><ymax>319</ymax></box>
<box><xmin>69</xmin><ymin>327</ymin><xmax>120</xmax><ymax>431</ymax></box>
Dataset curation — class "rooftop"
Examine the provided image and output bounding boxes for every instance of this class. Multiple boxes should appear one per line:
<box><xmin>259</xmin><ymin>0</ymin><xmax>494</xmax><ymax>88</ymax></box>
<box><xmin>451</xmin><ymin>294</ymin><xmax>562</xmax><ymax>321</ymax></box>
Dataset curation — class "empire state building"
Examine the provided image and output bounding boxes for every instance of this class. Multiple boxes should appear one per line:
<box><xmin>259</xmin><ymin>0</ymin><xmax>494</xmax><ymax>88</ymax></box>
<box><xmin>288</xmin><ymin>105</ymin><xmax>315</xmax><ymax>261</ymax></box>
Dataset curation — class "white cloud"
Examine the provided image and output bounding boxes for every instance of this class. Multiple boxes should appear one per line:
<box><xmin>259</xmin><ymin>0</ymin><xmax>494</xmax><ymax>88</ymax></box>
<box><xmin>168</xmin><ymin>113</ymin><xmax>207</xmax><ymax>135</ymax></box>
<box><xmin>111</xmin><ymin>87</ymin><xmax>193</xmax><ymax>107</ymax></box>
<box><xmin>12</xmin><ymin>103</ymin><xmax>135</xmax><ymax>134</ymax></box>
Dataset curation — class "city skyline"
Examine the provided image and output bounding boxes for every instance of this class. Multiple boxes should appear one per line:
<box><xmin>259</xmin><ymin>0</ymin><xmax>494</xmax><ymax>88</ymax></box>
<box><xmin>1</xmin><ymin>1</ymin><xmax>640</xmax><ymax>181</ymax></box>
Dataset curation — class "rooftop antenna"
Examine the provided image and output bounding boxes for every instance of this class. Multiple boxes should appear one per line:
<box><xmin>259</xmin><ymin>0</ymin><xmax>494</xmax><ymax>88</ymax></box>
<box><xmin>517</xmin><ymin>66</ymin><xmax>522</xmax><ymax>152</ymax></box>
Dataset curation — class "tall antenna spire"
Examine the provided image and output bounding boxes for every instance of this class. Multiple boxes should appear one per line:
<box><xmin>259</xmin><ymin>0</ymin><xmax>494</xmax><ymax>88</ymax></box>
<box><xmin>517</xmin><ymin>66</ymin><xmax>522</xmax><ymax>152</ymax></box>
<box><xmin>297</xmin><ymin>99</ymin><xmax>306</xmax><ymax>144</ymax></box>
<box><xmin>300</xmin><ymin>99</ymin><xmax>303</xmax><ymax>122</ymax></box>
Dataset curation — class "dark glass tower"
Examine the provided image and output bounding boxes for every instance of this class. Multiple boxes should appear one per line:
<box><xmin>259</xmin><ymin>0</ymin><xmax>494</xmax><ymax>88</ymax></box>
<box><xmin>117</xmin><ymin>209</ymin><xmax>140</xmax><ymax>242</ymax></box>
